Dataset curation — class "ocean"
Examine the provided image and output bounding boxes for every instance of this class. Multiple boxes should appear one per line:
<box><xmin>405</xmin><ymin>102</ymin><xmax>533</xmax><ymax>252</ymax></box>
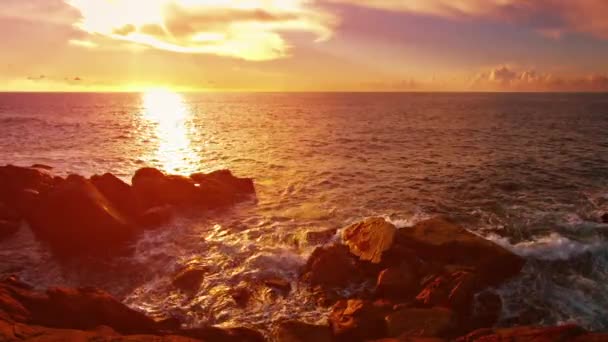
<box><xmin>1</xmin><ymin>92</ymin><xmax>607</xmax><ymax>331</ymax></box>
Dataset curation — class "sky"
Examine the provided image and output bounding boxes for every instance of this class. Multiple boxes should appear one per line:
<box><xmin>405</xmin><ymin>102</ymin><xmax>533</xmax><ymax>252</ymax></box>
<box><xmin>1</xmin><ymin>0</ymin><xmax>608</xmax><ymax>92</ymax></box>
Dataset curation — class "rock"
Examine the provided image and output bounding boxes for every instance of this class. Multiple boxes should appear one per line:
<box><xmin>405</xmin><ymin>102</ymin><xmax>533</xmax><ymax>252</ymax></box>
<box><xmin>273</xmin><ymin>321</ymin><xmax>332</xmax><ymax>342</ymax></box>
<box><xmin>263</xmin><ymin>278</ymin><xmax>292</xmax><ymax>294</ymax></box>
<box><xmin>190</xmin><ymin>170</ymin><xmax>255</xmax><ymax>204</ymax></box>
<box><xmin>329</xmin><ymin>299</ymin><xmax>390</xmax><ymax>341</ymax></box>
<box><xmin>231</xmin><ymin>286</ymin><xmax>252</xmax><ymax>307</ymax></box>
<box><xmin>0</xmin><ymin>219</ymin><xmax>20</xmax><ymax>241</ymax></box>
<box><xmin>0</xmin><ymin>202</ymin><xmax>19</xmax><ymax>221</ymax></box>
<box><xmin>0</xmin><ymin>165</ymin><xmax>57</xmax><ymax>215</ymax></box>
<box><xmin>415</xmin><ymin>271</ymin><xmax>480</xmax><ymax>316</ymax></box>
<box><xmin>132</xmin><ymin>168</ymin><xmax>201</xmax><ymax>209</ymax></box>
<box><xmin>27</xmin><ymin>175</ymin><xmax>138</xmax><ymax>257</ymax></box>
<box><xmin>342</xmin><ymin>217</ymin><xmax>397</xmax><ymax>264</ymax></box>
<box><xmin>172</xmin><ymin>266</ymin><xmax>206</xmax><ymax>293</ymax></box>
<box><xmin>180</xmin><ymin>326</ymin><xmax>266</xmax><ymax>342</ymax></box>
<box><xmin>376</xmin><ymin>262</ymin><xmax>420</xmax><ymax>302</ymax></box>
<box><xmin>602</xmin><ymin>213</ymin><xmax>608</xmax><ymax>224</ymax></box>
<box><xmin>0</xmin><ymin>320</ymin><xmax>200</xmax><ymax>342</ymax></box>
<box><xmin>300</xmin><ymin>244</ymin><xmax>362</xmax><ymax>290</ymax></box>
<box><xmin>385</xmin><ymin>307</ymin><xmax>455</xmax><ymax>338</ymax></box>
<box><xmin>395</xmin><ymin>218</ymin><xmax>524</xmax><ymax>286</ymax></box>
<box><xmin>90</xmin><ymin>172</ymin><xmax>142</xmax><ymax>218</ymax></box>
<box><xmin>305</xmin><ymin>228</ymin><xmax>337</xmax><ymax>245</ymax></box>
<box><xmin>138</xmin><ymin>205</ymin><xmax>174</xmax><ymax>228</ymax></box>
<box><xmin>456</xmin><ymin>324</ymin><xmax>587</xmax><ymax>342</ymax></box>
<box><xmin>30</xmin><ymin>164</ymin><xmax>53</xmax><ymax>170</ymax></box>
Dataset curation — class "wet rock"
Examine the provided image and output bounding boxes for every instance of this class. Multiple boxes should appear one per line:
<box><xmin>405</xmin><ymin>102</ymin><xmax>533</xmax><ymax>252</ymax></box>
<box><xmin>90</xmin><ymin>172</ymin><xmax>142</xmax><ymax>218</ymax></box>
<box><xmin>132</xmin><ymin>168</ymin><xmax>201</xmax><ymax>209</ymax></box>
<box><xmin>300</xmin><ymin>244</ymin><xmax>361</xmax><ymax>290</ymax></box>
<box><xmin>0</xmin><ymin>219</ymin><xmax>20</xmax><ymax>241</ymax></box>
<box><xmin>329</xmin><ymin>299</ymin><xmax>391</xmax><ymax>341</ymax></box>
<box><xmin>385</xmin><ymin>307</ymin><xmax>455</xmax><ymax>338</ymax></box>
<box><xmin>343</xmin><ymin>217</ymin><xmax>397</xmax><ymax>264</ymax></box>
<box><xmin>602</xmin><ymin>213</ymin><xmax>608</xmax><ymax>224</ymax></box>
<box><xmin>305</xmin><ymin>228</ymin><xmax>337</xmax><ymax>245</ymax></box>
<box><xmin>0</xmin><ymin>320</ymin><xmax>200</xmax><ymax>342</ymax></box>
<box><xmin>0</xmin><ymin>277</ymin><xmax>158</xmax><ymax>334</ymax></box>
<box><xmin>416</xmin><ymin>271</ymin><xmax>479</xmax><ymax>316</ymax></box>
<box><xmin>30</xmin><ymin>164</ymin><xmax>53</xmax><ymax>170</ymax></box>
<box><xmin>0</xmin><ymin>165</ymin><xmax>57</xmax><ymax>216</ymax></box>
<box><xmin>181</xmin><ymin>326</ymin><xmax>265</xmax><ymax>342</ymax></box>
<box><xmin>191</xmin><ymin>169</ymin><xmax>255</xmax><ymax>205</ymax></box>
<box><xmin>456</xmin><ymin>324</ymin><xmax>587</xmax><ymax>342</ymax></box>
<box><xmin>27</xmin><ymin>175</ymin><xmax>138</xmax><ymax>257</ymax></box>
<box><xmin>138</xmin><ymin>205</ymin><xmax>174</xmax><ymax>228</ymax></box>
<box><xmin>263</xmin><ymin>277</ymin><xmax>292</xmax><ymax>294</ymax></box>
<box><xmin>376</xmin><ymin>262</ymin><xmax>420</xmax><ymax>302</ymax></box>
<box><xmin>395</xmin><ymin>218</ymin><xmax>524</xmax><ymax>286</ymax></box>
<box><xmin>172</xmin><ymin>266</ymin><xmax>206</xmax><ymax>293</ymax></box>
<box><xmin>273</xmin><ymin>321</ymin><xmax>332</xmax><ymax>342</ymax></box>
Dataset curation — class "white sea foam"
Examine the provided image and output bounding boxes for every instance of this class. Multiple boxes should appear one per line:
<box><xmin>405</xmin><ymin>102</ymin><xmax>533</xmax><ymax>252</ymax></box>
<box><xmin>487</xmin><ymin>232</ymin><xmax>604</xmax><ymax>260</ymax></box>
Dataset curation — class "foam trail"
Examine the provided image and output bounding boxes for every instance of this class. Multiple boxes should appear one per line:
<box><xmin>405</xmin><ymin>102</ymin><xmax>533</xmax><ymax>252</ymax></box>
<box><xmin>487</xmin><ymin>232</ymin><xmax>604</xmax><ymax>260</ymax></box>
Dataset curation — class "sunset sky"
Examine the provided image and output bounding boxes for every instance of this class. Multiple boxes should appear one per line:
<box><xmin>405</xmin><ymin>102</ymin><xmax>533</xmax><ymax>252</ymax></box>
<box><xmin>2</xmin><ymin>0</ymin><xmax>608</xmax><ymax>92</ymax></box>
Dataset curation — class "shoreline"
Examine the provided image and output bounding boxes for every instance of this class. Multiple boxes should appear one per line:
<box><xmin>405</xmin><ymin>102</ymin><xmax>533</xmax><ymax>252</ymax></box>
<box><xmin>1</xmin><ymin>164</ymin><xmax>607</xmax><ymax>341</ymax></box>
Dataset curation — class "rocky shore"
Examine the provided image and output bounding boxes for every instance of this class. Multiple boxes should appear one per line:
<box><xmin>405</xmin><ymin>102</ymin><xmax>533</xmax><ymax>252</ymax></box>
<box><xmin>1</xmin><ymin>164</ymin><xmax>607</xmax><ymax>341</ymax></box>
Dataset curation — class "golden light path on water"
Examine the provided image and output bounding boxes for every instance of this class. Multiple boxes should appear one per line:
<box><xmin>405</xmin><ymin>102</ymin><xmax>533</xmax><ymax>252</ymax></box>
<box><xmin>141</xmin><ymin>89</ymin><xmax>199</xmax><ymax>174</ymax></box>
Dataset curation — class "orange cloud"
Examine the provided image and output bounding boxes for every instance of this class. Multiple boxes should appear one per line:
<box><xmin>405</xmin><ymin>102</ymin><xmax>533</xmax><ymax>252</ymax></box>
<box><xmin>65</xmin><ymin>0</ymin><xmax>337</xmax><ymax>61</ymax></box>
<box><xmin>328</xmin><ymin>0</ymin><xmax>608</xmax><ymax>40</ymax></box>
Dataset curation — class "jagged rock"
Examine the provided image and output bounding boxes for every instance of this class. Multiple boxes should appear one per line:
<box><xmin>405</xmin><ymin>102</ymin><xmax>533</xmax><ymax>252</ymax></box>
<box><xmin>90</xmin><ymin>172</ymin><xmax>142</xmax><ymax>218</ymax></box>
<box><xmin>191</xmin><ymin>169</ymin><xmax>255</xmax><ymax>206</ymax></box>
<box><xmin>172</xmin><ymin>266</ymin><xmax>207</xmax><ymax>293</ymax></box>
<box><xmin>179</xmin><ymin>326</ymin><xmax>266</xmax><ymax>342</ymax></box>
<box><xmin>376</xmin><ymin>262</ymin><xmax>420</xmax><ymax>302</ymax></box>
<box><xmin>27</xmin><ymin>175</ymin><xmax>138</xmax><ymax>256</ymax></box>
<box><xmin>415</xmin><ymin>271</ymin><xmax>480</xmax><ymax>316</ymax></box>
<box><xmin>395</xmin><ymin>218</ymin><xmax>524</xmax><ymax>286</ymax></box>
<box><xmin>138</xmin><ymin>205</ymin><xmax>174</xmax><ymax>228</ymax></box>
<box><xmin>300</xmin><ymin>244</ymin><xmax>361</xmax><ymax>289</ymax></box>
<box><xmin>273</xmin><ymin>321</ymin><xmax>332</xmax><ymax>342</ymax></box>
<box><xmin>329</xmin><ymin>299</ymin><xmax>391</xmax><ymax>341</ymax></box>
<box><xmin>385</xmin><ymin>307</ymin><xmax>456</xmax><ymax>338</ymax></box>
<box><xmin>456</xmin><ymin>324</ymin><xmax>587</xmax><ymax>342</ymax></box>
<box><xmin>343</xmin><ymin>217</ymin><xmax>397</xmax><ymax>264</ymax></box>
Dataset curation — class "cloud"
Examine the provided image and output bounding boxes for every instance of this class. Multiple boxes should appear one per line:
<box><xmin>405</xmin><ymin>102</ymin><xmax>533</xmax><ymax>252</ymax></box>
<box><xmin>65</xmin><ymin>0</ymin><xmax>337</xmax><ymax>61</ymax></box>
<box><xmin>472</xmin><ymin>65</ymin><xmax>608</xmax><ymax>91</ymax></box>
<box><xmin>327</xmin><ymin>0</ymin><xmax>608</xmax><ymax>40</ymax></box>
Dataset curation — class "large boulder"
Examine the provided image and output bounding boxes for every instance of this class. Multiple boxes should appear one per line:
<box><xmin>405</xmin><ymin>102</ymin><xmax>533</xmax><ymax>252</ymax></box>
<box><xmin>90</xmin><ymin>172</ymin><xmax>142</xmax><ymax>218</ymax></box>
<box><xmin>0</xmin><ymin>165</ymin><xmax>58</xmax><ymax>217</ymax></box>
<box><xmin>132</xmin><ymin>167</ymin><xmax>255</xmax><ymax>210</ymax></box>
<box><xmin>273</xmin><ymin>321</ymin><xmax>333</xmax><ymax>342</ymax></box>
<box><xmin>375</xmin><ymin>262</ymin><xmax>420</xmax><ymax>302</ymax></box>
<box><xmin>172</xmin><ymin>266</ymin><xmax>207</xmax><ymax>293</ymax></box>
<box><xmin>27</xmin><ymin>175</ymin><xmax>138</xmax><ymax>256</ymax></box>
<box><xmin>395</xmin><ymin>218</ymin><xmax>524</xmax><ymax>286</ymax></box>
<box><xmin>415</xmin><ymin>271</ymin><xmax>480</xmax><ymax>316</ymax></box>
<box><xmin>342</xmin><ymin>217</ymin><xmax>397</xmax><ymax>264</ymax></box>
<box><xmin>300</xmin><ymin>244</ymin><xmax>362</xmax><ymax>290</ymax></box>
<box><xmin>329</xmin><ymin>299</ymin><xmax>391</xmax><ymax>341</ymax></box>
<box><xmin>385</xmin><ymin>307</ymin><xmax>456</xmax><ymax>338</ymax></box>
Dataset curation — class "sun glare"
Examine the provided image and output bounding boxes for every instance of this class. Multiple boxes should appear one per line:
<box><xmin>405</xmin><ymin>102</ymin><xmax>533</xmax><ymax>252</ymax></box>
<box><xmin>141</xmin><ymin>89</ymin><xmax>199</xmax><ymax>174</ymax></box>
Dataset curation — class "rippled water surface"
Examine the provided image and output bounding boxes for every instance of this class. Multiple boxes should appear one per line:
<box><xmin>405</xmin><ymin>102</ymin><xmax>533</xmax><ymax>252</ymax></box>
<box><xmin>1</xmin><ymin>92</ymin><xmax>608</xmax><ymax>331</ymax></box>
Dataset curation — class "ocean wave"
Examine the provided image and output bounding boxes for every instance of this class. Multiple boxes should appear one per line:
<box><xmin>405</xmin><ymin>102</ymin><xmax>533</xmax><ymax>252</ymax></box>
<box><xmin>487</xmin><ymin>232</ymin><xmax>605</xmax><ymax>260</ymax></box>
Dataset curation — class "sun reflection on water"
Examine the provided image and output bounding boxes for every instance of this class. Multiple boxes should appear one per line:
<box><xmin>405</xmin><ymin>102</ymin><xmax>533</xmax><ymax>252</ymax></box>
<box><xmin>141</xmin><ymin>89</ymin><xmax>199</xmax><ymax>174</ymax></box>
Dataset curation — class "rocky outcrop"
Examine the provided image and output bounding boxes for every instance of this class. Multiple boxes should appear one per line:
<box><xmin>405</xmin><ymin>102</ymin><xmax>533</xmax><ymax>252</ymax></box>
<box><xmin>0</xmin><ymin>164</ymin><xmax>255</xmax><ymax>258</ymax></box>
<box><xmin>342</xmin><ymin>217</ymin><xmax>397</xmax><ymax>264</ymax></box>
<box><xmin>0</xmin><ymin>276</ymin><xmax>265</xmax><ymax>341</ymax></box>
<box><xmin>28</xmin><ymin>175</ymin><xmax>138</xmax><ymax>257</ymax></box>
<box><xmin>300</xmin><ymin>244</ymin><xmax>362</xmax><ymax>290</ymax></box>
<box><xmin>329</xmin><ymin>299</ymin><xmax>391</xmax><ymax>341</ymax></box>
<box><xmin>172</xmin><ymin>266</ymin><xmax>207</xmax><ymax>293</ymax></box>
